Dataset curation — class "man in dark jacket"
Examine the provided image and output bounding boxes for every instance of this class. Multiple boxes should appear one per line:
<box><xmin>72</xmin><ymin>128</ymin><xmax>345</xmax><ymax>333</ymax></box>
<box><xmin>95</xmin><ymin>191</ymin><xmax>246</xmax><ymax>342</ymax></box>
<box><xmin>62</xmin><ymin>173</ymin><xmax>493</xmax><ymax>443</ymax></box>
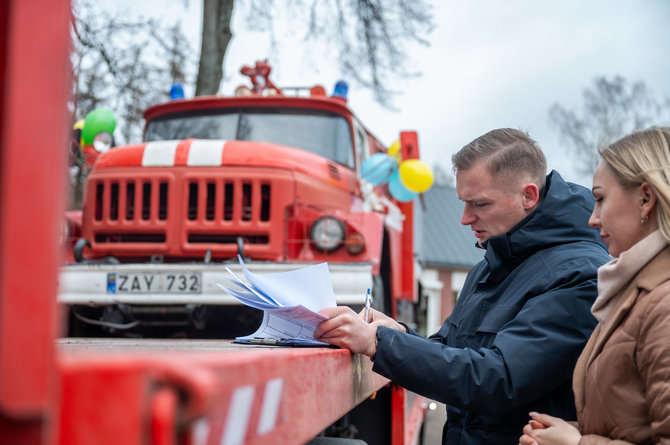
<box><xmin>315</xmin><ymin>128</ymin><xmax>611</xmax><ymax>444</ymax></box>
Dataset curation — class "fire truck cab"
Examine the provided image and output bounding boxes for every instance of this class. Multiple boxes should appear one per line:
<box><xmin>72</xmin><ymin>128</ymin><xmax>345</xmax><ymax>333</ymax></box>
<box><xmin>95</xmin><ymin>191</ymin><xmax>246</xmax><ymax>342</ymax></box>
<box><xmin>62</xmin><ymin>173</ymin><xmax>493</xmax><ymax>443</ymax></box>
<box><xmin>60</xmin><ymin>61</ymin><xmax>422</xmax><ymax>338</ymax></box>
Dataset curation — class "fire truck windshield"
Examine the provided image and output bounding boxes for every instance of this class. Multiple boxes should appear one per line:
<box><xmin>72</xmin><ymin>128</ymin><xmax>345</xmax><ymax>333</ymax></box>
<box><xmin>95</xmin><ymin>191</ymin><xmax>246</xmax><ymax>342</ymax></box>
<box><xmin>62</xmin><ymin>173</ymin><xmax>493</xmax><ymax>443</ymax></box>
<box><xmin>144</xmin><ymin>107</ymin><xmax>355</xmax><ymax>168</ymax></box>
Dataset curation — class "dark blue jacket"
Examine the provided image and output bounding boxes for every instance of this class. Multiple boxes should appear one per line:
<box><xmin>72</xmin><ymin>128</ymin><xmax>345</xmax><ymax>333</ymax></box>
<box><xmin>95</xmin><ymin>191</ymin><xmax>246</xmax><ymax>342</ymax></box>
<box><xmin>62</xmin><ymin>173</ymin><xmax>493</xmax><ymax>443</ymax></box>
<box><xmin>372</xmin><ymin>171</ymin><xmax>610</xmax><ymax>444</ymax></box>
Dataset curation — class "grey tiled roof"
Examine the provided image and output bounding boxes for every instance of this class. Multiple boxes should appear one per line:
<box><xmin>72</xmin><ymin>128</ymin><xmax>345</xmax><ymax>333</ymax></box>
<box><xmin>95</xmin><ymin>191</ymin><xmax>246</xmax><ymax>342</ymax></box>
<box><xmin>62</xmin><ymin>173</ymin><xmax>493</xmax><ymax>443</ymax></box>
<box><xmin>415</xmin><ymin>184</ymin><xmax>485</xmax><ymax>269</ymax></box>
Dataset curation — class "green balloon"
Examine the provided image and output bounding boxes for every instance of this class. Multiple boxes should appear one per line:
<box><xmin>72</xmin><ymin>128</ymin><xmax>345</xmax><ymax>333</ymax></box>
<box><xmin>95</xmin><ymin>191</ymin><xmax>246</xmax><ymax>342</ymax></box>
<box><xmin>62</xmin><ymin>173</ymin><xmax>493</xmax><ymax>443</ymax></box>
<box><xmin>82</xmin><ymin>109</ymin><xmax>116</xmax><ymax>145</ymax></box>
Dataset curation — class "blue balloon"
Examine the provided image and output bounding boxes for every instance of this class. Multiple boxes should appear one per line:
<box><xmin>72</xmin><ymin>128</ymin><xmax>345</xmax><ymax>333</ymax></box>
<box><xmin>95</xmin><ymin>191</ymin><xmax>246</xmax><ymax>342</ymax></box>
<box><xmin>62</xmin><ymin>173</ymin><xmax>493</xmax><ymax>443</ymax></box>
<box><xmin>388</xmin><ymin>170</ymin><xmax>418</xmax><ymax>202</ymax></box>
<box><xmin>361</xmin><ymin>153</ymin><xmax>397</xmax><ymax>185</ymax></box>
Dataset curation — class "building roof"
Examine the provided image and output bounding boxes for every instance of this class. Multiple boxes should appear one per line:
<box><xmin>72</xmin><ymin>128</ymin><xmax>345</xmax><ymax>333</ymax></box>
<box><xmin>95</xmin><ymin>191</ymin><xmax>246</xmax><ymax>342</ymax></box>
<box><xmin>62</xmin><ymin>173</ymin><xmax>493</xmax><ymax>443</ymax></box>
<box><xmin>415</xmin><ymin>184</ymin><xmax>484</xmax><ymax>270</ymax></box>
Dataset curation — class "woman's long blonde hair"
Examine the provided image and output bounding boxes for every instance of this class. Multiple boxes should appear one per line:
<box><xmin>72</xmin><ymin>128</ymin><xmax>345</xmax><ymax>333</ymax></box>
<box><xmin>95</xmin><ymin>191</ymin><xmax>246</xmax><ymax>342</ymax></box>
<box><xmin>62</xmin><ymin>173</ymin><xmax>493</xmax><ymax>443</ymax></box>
<box><xmin>599</xmin><ymin>126</ymin><xmax>670</xmax><ymax>243</ymax></box>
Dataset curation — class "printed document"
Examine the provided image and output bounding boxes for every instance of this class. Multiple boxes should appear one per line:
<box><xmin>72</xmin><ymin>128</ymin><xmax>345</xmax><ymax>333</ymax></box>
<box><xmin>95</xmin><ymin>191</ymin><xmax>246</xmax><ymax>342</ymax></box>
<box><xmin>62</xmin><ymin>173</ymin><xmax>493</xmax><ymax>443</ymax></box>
<box><xmin>217</xmin><ymin>255</ymin><xmax>336</xmax><ymax>346</ymax></box>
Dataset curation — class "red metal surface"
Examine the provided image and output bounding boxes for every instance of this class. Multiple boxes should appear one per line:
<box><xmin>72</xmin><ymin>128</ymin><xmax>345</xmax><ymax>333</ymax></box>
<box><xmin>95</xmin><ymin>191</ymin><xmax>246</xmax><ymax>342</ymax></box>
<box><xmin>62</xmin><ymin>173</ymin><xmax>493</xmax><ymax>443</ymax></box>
<box><xmin>142</xmin><ymin>96</ymin><xmax>353</xmax><ymax>125</ymax></box>
<box><xmin>57</xmin><ymin>341</ymin><xmax>389</xmax><ymax>445</ymax></box>
<box><xmin>398</xmin><ymin>201</ymin><xmax>416</xmax><ymax>302</ymax></box>
<box><xmin>396</xmin><ymin>131</ymin><xmax>419</xmax><ymax>302</ymax></box>
<box><xmin>0</xmin><ymin>2</ymin><xmax>70</xmax><ymax>444</ymax></box>
<box><xmin>151</xmin><ymin>388</ymin><xmax>179</xmax><ymax>445</ymax></box>
<box><xmin>404</xmin><ymin>395</ymin><xmax>426</xmax><ymax>445</ymax></box>
<box><xmin>389</xmin><ymin>384</ymin><xmax>426</xmax><ymax>445</ymax></box>
<box><xmin>391</xmin><ymin>384</ymin><xmax>406</xmax><ymax>445</ymax></box>
<box><xmin>0</xmin><ymin>0</ymin><xmax>71</xmax><ymax>442</ymax></box>
<box><xmin>74</xmin><ymin>138</ymin><xmax>385</xmax><ymax>266</ymax></box>
<box><xmin>95</xmin><ymin>140</ymin><xmax>357</xmax><ymax>185</ymax></box>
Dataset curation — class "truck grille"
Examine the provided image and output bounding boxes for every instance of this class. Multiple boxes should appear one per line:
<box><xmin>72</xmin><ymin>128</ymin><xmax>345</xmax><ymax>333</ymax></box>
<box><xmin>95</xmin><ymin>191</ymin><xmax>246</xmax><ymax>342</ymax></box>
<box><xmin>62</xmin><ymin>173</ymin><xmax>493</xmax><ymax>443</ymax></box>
<box><xmin>185</xmin><ymin>179</ymin><xmax>271</xmax><ymax>244</ymax></box>
<box><xmin>91</xmin><ymin>178</ymin><xmax>169</xmax><ymax>244</ymax></box>
<box><xmin>94</xmin><ymin>180</ymin><xmax>169</xmax><ymax>223</ymax></box>
<box><xmin>85</xmin><ymin>171</ymin><xmax>285</xmax><ymax>258</ymax></box>
<box><xmin>187</xmin><ymin>181</ymin><xmax>270</xmax><ymax>223</ymax></box>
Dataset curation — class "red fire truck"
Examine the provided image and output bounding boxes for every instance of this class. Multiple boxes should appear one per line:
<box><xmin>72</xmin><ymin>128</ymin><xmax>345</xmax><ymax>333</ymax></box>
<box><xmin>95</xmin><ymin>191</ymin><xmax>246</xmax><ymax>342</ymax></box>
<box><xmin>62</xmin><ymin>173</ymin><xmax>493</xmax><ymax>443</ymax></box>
<box><xmin>60</xmin><ymin>60</ymin><xmax>423</xmax><ymax>341</ymax></box>
<box><xmin>0</xmin><ymin>2</ymin><xmax>430</xmax><ymax>443</ymax></box>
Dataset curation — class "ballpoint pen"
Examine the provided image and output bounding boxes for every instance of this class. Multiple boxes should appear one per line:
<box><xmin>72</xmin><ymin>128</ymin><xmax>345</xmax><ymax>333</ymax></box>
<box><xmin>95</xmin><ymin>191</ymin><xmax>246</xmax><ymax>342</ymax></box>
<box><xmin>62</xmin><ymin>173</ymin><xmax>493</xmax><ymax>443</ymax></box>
<box><xmin>364</xmin><ymin>288</ymin><xmax>371</xmax><ymax>323</ymax></box>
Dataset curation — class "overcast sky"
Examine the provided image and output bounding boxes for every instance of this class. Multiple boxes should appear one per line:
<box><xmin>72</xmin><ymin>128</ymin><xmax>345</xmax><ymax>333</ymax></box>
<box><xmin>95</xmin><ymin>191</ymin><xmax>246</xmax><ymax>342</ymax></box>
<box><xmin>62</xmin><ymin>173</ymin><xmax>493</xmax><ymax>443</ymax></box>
<box><xmin>108</xmin><ymin>0</ymin><xmax>670</xmax><ymax>186</ymax></box>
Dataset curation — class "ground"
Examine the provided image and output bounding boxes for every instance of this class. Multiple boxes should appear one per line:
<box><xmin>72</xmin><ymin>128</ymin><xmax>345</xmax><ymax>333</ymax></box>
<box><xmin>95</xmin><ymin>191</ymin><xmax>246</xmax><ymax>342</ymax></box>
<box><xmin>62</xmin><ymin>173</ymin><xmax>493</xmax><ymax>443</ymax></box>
<box><xmin>422</xmin><ymin>401</ymin><xmax>447</xmax><ymax>444</ymax></box>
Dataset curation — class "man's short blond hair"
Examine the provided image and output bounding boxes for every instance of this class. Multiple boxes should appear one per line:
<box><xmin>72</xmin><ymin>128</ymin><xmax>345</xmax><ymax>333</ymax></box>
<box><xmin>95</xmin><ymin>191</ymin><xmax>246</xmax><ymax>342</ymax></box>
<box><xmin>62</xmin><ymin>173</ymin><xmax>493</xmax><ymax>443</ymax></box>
<box><xmin>452</xmin><ymin>128</ymin><xmax>547</xmax><ymax>194</ymax></box>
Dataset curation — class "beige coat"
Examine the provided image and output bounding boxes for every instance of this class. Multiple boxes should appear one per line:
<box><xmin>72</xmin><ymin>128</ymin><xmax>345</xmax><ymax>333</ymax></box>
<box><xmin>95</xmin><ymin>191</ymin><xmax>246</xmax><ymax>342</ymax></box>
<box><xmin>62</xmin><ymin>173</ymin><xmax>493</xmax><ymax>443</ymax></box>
<box><xmin>573</xmin><ymin>246</ymin><xmax>670</xmax><ymax>445</ymax></box>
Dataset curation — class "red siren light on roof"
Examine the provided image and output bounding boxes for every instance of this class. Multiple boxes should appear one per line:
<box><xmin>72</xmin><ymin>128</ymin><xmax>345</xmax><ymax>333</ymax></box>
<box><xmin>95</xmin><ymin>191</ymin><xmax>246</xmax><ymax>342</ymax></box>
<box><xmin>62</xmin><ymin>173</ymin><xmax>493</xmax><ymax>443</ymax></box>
<box><xmin>310</xmin><ymin>85</ymin><xmax>327</xmax><ymax>97</ymax></box>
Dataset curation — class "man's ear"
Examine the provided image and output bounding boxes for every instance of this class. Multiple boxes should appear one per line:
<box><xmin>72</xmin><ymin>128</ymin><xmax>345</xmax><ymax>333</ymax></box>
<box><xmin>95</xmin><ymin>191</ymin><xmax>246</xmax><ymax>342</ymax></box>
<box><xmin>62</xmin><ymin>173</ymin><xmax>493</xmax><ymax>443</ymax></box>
<box><xmin>521</xmin><ymin>183</ymin><xmax>540</xmax><ymax>210</ymax></box>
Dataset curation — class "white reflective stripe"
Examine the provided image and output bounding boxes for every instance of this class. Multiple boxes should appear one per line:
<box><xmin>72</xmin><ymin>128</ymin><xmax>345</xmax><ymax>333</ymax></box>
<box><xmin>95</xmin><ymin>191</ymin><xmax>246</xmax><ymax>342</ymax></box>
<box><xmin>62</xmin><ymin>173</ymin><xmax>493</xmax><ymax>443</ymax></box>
<box><xmin>188</xmin><ymin>139</ymin><xmax>226</xmax><ymax>166</ymax></box>
<box><xmin>142</xmin><ymin>140</ymin><xmax>179</xmax><ymax>166</ymax></box>
<box><xmin>257</xmin><ymin>378</ymin><xmax>283</xmax><ymax>434</ymax></box>
<box><xmin>221</xmin><ymin>385</ymin><xmax>255</xmax><ymax>445</ymax></box>
<box><xmin>191</xmin><ymin>418</ymin><xmax>210</xmax><ymax>445</ymax></box>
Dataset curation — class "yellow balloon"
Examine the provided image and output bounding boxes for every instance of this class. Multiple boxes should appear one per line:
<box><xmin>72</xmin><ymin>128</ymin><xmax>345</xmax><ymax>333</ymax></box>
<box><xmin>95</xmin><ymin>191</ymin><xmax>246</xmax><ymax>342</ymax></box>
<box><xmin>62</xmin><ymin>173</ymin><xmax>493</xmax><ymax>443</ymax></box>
<box><xmin>73</xmin><ymin>119</ymin><xmax>85</xmax><ymax>130</ymax></box>
<box><xmin>73</xmin><ymin>119</ymin><xmax>85</xmax><ymax>149</ymax></box>
<box><xmin>399</xmin><ymin>159</ymin><xmax>434</xmax><ymax>193</ymax></box>
<box><xmin>388</xmin><ymin>139</ymin><xmax>402</xmax><ymax>161</ymax></box>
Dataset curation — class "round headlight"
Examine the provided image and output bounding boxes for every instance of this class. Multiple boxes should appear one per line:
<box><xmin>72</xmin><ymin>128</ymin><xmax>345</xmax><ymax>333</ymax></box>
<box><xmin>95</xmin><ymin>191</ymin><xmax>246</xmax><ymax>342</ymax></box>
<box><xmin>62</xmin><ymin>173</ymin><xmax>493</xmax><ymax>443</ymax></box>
<box><xmin>310</xmin><ymin>216</ymin><xmax>345</xmax><ymax>252</ymax></box>
<box><xmin>93</xmin><ymin>132</ymin><xmax>113</xmax><ymax>153</ymax></box>
<box><xmin>345</xmin><ymin>232</ymin><xmax>366</xmax><ymax>255</ymax></box>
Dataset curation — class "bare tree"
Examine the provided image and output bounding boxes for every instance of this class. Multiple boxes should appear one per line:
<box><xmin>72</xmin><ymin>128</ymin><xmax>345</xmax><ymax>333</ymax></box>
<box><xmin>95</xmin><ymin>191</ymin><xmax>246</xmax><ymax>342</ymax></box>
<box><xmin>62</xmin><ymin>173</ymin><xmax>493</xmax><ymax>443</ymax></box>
<box><xmin>69</xmin><ymin>0</ymin><xmax>194</xmax><ymax>206</ymax></box>
<box><xmin>196</xmin><ymin>0</ymin><xmax>434</xmax><ymax>106</ymax></box>
<box><xmin>196</xmin><ymin>0</ymin><xmax>234</xmax><ymax>96</ymax></box>
<box><xmin>73</xmin><ymin>0</ymin><xmax>433</xmax><ymax>133</ymax></box>
<box><xmin>71</xmin><ymin>1</ymin><xmax>194</xmax><ymax>143</ymax></box>
<box><xmin>549</xmin><ymin>75</ymin><xmax>670</xmax><ymax>177</ymax></box>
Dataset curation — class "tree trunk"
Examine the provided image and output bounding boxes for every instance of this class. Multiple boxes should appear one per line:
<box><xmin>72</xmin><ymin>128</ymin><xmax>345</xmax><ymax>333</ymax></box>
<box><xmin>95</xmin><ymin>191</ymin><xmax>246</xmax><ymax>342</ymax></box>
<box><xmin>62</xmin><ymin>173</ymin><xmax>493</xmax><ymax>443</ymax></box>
<box><xmin>195</xmin><ymin>0</ymin><xmax>234</xmax><ymax>96</ymax></box>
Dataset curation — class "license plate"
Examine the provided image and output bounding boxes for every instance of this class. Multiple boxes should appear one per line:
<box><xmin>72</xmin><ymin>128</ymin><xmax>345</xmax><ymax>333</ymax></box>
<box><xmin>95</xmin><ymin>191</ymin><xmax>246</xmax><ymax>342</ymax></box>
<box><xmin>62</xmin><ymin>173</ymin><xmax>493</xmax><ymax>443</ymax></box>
<box><xmin>106</xmin><ymin>272</ymin><xmax>202</xmax><ymax>294</ymax></box>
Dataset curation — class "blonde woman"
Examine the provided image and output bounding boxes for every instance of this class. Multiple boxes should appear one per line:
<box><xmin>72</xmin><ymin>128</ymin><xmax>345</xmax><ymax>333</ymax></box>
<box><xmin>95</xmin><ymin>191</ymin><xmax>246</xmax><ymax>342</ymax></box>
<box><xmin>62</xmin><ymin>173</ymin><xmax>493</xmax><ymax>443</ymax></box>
<box><xmin>519</xmin><ymin>126</ymin><xmax>670</xmax><ymax>445</ymax></box>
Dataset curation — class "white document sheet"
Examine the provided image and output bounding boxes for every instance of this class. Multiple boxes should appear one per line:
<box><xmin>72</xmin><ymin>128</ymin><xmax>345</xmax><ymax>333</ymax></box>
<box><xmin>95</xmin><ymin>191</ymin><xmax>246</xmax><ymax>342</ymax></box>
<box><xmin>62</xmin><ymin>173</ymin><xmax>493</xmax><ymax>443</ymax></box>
<box><xmin>238</xmin><ymin>257</ymin><xmax>335</xmax><ymax>312</ymax></box>
<box><xmin>217</xmin><ymin>255</ymin><xmax>336</xmax><ymax>346</ymax></box>
<box><xmin>235</xmin><ymin>308</ymin><xmax>329</xmax><ymax>346</ymax></box>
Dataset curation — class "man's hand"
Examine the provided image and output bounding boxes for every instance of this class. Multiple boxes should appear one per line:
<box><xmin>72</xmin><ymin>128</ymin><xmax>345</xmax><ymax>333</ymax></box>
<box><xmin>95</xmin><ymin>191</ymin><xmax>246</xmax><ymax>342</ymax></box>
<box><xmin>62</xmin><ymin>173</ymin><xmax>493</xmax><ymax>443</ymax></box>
<box><xmin>314</xmin><ymin>306</ymin><xmax>408</xmax><ymax>357</ymax></box>
<box><xmin>315</xmin><ymin>306</ymin><xmax>377</xmax><ymax>356</ymax></box>
<box><xmin>362</xmin><ymin>308</ymin><xmax>407</xmax><ymax>333</ymax></box>
<box><xmin>518</xmin><ymin>412</ymin><xmax>581</xmax><ymax>445</ymax></box>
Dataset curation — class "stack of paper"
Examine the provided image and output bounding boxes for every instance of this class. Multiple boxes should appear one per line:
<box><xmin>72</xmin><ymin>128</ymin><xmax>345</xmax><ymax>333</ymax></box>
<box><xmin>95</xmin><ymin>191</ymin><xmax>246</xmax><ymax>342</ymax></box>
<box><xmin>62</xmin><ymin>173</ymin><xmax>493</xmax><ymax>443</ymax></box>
<box><xmin>217</xmin><ymin>255</ymin><xmax>336</xmax><ymax>346</ymax></box>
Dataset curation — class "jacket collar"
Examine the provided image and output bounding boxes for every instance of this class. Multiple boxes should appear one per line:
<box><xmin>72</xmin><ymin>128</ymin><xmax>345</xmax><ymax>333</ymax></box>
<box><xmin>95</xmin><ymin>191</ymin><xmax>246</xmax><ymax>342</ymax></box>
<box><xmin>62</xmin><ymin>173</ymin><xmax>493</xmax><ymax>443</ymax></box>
<box><xmin>592</xmin><ymin>230</ymin><xmax>666</xmax><ymax>322</ymax></box>
<box><xmin>480</xmin><ymin>170</ymin><xmax>605</xmax><ymax>283</ymax></box>
<box><xmin>589</xmin><ymin>245</ymin><xmax>670</xmax><ymax>364</ymax></box>
<box><xmin>574</xmin><ymin>245</ymin><xmax>670</xmax><ymax>417</ymax></box>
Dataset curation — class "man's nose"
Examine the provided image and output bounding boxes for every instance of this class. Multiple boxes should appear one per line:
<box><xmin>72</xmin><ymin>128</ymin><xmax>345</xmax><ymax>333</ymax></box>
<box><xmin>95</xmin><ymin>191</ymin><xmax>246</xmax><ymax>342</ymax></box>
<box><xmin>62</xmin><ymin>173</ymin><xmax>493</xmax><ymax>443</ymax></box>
<box><xmin>461</xmin><ymin>205</ymin><xmax>476</xmax><ymax>225</ymax></box>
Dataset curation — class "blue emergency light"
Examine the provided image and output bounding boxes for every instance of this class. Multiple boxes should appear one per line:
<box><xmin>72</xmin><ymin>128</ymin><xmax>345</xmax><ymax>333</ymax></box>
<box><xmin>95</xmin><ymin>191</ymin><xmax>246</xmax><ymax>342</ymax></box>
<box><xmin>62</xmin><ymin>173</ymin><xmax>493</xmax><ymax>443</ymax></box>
<box><xmin>332</xmin><ymin>80</ymin><xmax>348</xmax><ymax>100</ymax></box>
<box><xmin>169</xmin><ymin>83</ymin><xmax>185</xmax><ymax>100</ymax></box>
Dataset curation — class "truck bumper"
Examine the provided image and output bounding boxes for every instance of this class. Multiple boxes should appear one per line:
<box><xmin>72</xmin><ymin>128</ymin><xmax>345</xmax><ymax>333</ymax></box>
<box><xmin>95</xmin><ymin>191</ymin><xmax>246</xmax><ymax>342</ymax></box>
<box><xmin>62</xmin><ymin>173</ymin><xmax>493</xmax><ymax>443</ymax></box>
<box><xmin>59</xmin><ymin>262</ymin><xmax>373</xmax><ymax>306</ymax></box>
